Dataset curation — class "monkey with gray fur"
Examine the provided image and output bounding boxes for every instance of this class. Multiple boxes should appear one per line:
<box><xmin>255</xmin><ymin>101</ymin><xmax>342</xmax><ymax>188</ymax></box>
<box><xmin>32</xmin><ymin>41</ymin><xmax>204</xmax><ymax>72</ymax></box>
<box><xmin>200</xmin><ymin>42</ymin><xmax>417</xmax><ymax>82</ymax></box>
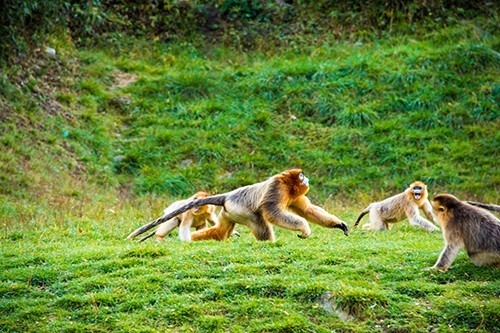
<box><xmin>354</xmin><ymin>181</ymin><xmax>439</xmax><ymax>231</ymax></box>
<box><xmin>127</xmin><ymin>169</ymin><xmax>348</xmax><ymax>242</ymax></box>
<box><xmin>428</xmin><ymin>194</ymin><xmax>500</xmax><ymax>272</ymax></box>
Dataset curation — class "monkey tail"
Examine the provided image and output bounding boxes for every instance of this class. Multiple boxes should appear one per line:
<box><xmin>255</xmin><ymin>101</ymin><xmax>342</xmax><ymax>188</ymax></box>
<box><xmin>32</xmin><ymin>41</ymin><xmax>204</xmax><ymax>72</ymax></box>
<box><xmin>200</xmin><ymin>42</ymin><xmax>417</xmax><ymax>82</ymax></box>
<box><xmin>125</xmin><ymin>194</ymin><xmax>227</xmax><ymax>240</ymax></box>
<box><xmin>466</xmin><ymin>201</ymin><xmax>500</xmax><ymax>212</ymax></box>
<box><xmin>353</xmin><ymin>207</ymin><xmax>370</xmax><ymax>228</ymax></box>
<box><xmin>139</xmin><ymin>231</ymin><xmax>156</xmax><ymax>242</ymax></box>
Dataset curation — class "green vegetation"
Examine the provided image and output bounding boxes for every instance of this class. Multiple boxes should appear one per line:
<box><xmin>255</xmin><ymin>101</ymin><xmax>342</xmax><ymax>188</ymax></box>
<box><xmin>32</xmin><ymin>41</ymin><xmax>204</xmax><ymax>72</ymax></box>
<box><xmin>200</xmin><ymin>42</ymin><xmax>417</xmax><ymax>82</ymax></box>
<box><xmin>1</xmin><ymin>2</ymin><xmax>499</xmax><ymax>332</ymax></box>
<box><xmin>2</xmin><ymin>223</ymin><xmax>499</xmax><ymax>332</ymax></box>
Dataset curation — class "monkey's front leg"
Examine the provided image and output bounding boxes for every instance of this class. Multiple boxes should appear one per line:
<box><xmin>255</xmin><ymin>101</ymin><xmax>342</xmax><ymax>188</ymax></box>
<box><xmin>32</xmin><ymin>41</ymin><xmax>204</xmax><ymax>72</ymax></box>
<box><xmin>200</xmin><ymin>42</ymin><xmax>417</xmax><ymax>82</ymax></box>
<box><xmin>430</xmin><ymin>243</ymin><xmax>462</xmax><ymax>272</ymax></box>
<box><xmin>407</xmin><ymin>208</ymin><xmax>439</xmax><ymax>231</ymax></box>
<box><xmin>207</xmin><ymin>212</ymin><xmax>218</xmax><ymax>227</ymax></box>
<box><xmin>422</xmin><ymin>201</ymin><xmax>438</xmax><ymax>224</ymax></box>
<box><xmin>290</xmin><ymin>198</ymin><xmax>348</xmax><ymax>235</ymax></box>
<box><xmin>262</xmin><ymin>210</ymin><xmax>311</xmax><ymax>239</ymax></box>
<box><xmin>410</xmin><ymin>215</ymin><xmax>440</xmax><ymax>231</ymax></box>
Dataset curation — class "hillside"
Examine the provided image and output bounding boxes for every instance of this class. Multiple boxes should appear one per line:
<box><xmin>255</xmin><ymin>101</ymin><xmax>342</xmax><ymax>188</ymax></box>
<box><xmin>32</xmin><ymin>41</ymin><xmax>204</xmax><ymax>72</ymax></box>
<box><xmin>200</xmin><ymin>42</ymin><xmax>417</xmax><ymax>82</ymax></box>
<box><xmin>1</xmin><ymin>21</ymin><xmax>498</xmax><ymax>222</ymax></box>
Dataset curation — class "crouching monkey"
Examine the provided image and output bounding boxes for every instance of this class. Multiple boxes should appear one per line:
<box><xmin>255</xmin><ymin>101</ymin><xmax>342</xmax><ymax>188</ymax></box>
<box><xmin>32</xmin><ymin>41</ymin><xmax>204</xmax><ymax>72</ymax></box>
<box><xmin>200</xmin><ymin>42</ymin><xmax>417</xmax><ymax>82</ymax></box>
<box><xmin>354</xmin><ymin>181</ymin><xmax>439</xmax><ymax>231</ymax></box>
<box><xmin>139</xmin><ymin>191</ymin><xmax>218</xmax><ymax>242</ymax></box>
<box><xmin>428</xmin><ymin>194</ymin><xmax>500</xmax><ymax>272</ymax></box>
<box><xmin>127</xmin><ymin>169</ymin><xmax>348</xmax><ymax>242</ymax></box>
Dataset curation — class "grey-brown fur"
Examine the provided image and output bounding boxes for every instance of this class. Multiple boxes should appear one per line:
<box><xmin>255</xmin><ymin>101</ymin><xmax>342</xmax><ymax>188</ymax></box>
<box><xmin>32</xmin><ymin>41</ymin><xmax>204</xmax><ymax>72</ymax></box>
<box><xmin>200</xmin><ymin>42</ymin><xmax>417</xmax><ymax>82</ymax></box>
<box><xmin>429</xmin><ymin>194</ymin><xmax>500</xmax><ymax>271</ymax></box>
<box><xmin>354</xmin><ymin>181</ymin><xmax>439</xmax><ymax>231</ymax></box>
<box><xmin>126</xmin><ymin>169</ymin><xmax>348</xmax><ymax>242</ymax></box>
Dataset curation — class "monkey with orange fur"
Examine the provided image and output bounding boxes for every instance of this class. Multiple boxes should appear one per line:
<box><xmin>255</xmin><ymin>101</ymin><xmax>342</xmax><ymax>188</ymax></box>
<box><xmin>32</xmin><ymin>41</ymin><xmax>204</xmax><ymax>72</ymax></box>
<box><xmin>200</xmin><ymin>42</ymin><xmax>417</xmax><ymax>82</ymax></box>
<box><xmin>127</xmin><ymin>169</ymin><xmax>348</xmax><ymax>242</ymax></box>
<box><xmin>354</xmin><ymin>181</ymin><xmax>439</xmax><ymax>231</ymax></box>
<box><xmin>138</xmin><ymin>191</ymin><xmax>218</xmax><ymax>242</ymax></box>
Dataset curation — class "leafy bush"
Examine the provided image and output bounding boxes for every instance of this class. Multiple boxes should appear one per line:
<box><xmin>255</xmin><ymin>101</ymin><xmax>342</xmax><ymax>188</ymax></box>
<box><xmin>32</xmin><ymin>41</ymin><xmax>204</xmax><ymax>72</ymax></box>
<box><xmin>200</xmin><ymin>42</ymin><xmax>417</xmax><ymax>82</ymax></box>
<box><xmin>1</xmin><ymin>0</ymin><xmax>498</xmax><ymax>61</ymax></box>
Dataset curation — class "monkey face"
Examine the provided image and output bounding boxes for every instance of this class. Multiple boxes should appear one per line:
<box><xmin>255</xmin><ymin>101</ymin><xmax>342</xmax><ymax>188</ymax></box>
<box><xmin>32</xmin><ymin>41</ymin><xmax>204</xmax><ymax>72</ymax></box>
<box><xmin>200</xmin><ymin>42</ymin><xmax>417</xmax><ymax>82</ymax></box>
<box><xmin>281</xmin><ymin>169</ymin><xmax>309</xmax><ymax>196</ymax></box>
<box><xmin>191</xmin><ymin>191</ymin><xmax>209</xmax><ymax>215</ymax></box>
<box><xmin>409</xmin><ymin>181</ymin><xmax>427</xmax><ymax>202</ymax></box>
<box><xmin>412</xmin><ymin>186</ymin><xmax>423</xmax><ymax>200</ymax></box>
<box><xmin>192</xmin><ymin>206</ymin><xmax>208</xmax><ymax>215</ymax></box>
<box><xmin>290</xmin><ymin>169</ymin><xmax>309</xmax><ymax>189</ymax></box>
<box><xmin>298</xmin><ymin>172</ymin><xmax>309</xmax><ymax>187</ymax></box>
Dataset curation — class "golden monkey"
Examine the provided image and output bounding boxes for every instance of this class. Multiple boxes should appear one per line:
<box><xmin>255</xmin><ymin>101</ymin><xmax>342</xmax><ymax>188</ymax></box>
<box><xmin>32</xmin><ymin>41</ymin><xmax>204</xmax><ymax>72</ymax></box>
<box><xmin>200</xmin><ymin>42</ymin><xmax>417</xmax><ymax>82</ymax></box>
<box><xmin>354</xmin><ymin>181</ymin><xmax>439</xmax><ymax>231</ymax></box>
<box><xmin>429</xmin><ymin>194</ymin><xmax>500</xmax><ymax>272</ymax></box>
<box><xmin>127</xmin><ymin>169</ymin><xmax>348</xmax><ymax>242</ymax></box>
<box><xmin>138</xmin><ymin>191</ymin><xmax>218</xmax><ymax>242</ymax></box>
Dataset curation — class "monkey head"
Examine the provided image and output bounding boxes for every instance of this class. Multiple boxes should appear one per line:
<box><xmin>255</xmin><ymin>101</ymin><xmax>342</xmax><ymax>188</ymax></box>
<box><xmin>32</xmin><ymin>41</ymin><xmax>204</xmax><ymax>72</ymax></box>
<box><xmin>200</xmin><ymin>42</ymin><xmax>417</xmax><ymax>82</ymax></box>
<box><xmin>191</xmin><ymin>191</ymin><xmax>209</xmax><ymax>215</ymax></box>
<box><xmin>431</xmin><ymin>193</ymin><xmax>463</xmax><ymax>228</ymax></box>
<box><xmin>409</xmin><ymin>181</ymin><xmax>427</xmax><ymax>202</ymax></box>
<box><xmin>431</xmin><ymin>193</ymin><xmax>460</xmax><ymax>223</ymax></box>
<box><xmin>279</xmin><ymin>169</ymin><xmax>310</xmax><ymax>197</ymax></box>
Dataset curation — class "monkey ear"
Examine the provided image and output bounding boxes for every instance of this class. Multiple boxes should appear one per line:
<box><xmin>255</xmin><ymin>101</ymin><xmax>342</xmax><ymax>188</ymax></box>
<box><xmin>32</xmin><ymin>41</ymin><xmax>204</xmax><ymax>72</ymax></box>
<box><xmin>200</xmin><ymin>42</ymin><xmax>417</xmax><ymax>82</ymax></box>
<box><xmin>438</xmin><ymin>206</ymin><xmax>446</xmax><ymax>212</ymax></box>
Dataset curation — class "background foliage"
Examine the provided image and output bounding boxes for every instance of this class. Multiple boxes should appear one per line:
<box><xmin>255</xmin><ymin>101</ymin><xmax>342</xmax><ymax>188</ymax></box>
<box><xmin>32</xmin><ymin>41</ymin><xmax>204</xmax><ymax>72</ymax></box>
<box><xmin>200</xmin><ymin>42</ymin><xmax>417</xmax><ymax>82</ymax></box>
<box><xmin>1</xmin><ymin>0</ymin><xmax>498</xmax><ymax>59</ymax></box>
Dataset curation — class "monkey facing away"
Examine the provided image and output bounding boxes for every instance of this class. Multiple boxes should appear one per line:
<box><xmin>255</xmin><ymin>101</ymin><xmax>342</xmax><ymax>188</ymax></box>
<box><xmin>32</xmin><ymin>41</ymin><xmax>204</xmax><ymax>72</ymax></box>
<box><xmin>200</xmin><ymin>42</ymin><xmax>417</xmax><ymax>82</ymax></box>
<box><xmin>353</xmin><ymin>181</ymin><xmax>439</xmax><ymax>231</ymax></box>
<box><xmin>428</xmin><ymin>194</ymin><xmax>500</xmax><ymax>272</ymax></box>
<box><xmin>127</xmin><ymin>169</ymin><xmax>349</xmax><ymax>242</ymax></box>
<box><xmin>138</xmin><ymin>191</ymin><xmax>218</xmax><ymax>242</ymax></box>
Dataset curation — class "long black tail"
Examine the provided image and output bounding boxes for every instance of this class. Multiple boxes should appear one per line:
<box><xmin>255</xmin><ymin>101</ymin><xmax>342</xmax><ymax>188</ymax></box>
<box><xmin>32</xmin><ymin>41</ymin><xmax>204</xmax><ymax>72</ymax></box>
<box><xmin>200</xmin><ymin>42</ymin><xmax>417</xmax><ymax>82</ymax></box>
<box><xmin>353</xmin><ymin>207</ymin><xmax>370</xmax><ymax>228</ymax></box>
<box><xmin>139</xmin><ymin>231</ymin><xmax>156</xmax><ymax>242</ymax></box>
<box><xmin>125</xmin><ymin>194</ymin><xmax>227</xmax><ymax>240</ymax></box>
<box><xmin>467</xmin><ymin>201</ymin><xmax>500</xmax><ymax>212</ymax></box>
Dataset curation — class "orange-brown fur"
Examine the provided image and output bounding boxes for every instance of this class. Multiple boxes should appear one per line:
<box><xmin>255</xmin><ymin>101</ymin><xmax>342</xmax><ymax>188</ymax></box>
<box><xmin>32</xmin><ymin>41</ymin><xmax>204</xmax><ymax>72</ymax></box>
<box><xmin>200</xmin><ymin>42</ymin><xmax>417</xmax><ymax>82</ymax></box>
<box><xmin>429</xmin><ymin>194</ymin><xmax>500</xmax><ymax>272</ymax></box>
<box><xmin>354</xmin><ymin>181</ymin><xmax>439</xmax><ymax>231</ymax></box>
<box><xmin>127</xmin><ymin>169</ymin><xmax>348</xmax><ymax>242</ymax></box>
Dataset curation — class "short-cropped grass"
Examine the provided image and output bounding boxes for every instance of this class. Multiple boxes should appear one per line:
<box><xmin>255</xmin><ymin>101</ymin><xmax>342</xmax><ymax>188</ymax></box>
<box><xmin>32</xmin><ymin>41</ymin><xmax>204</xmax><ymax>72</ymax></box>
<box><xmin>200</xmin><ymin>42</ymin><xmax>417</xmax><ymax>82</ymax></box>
<box><xmin>1</xmin><ymin>206</ymin><xmax>499</xmax><ymax>333</ymax></box>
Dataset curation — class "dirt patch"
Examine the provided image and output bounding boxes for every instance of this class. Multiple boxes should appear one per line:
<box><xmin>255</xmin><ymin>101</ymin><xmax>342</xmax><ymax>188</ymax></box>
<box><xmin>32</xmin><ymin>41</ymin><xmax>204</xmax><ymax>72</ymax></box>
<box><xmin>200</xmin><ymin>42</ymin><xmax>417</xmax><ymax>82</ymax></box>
<box><xmin>111</xmin><ymin>71</ymin><xmax>138</xmax><ymax>89</ymax></box>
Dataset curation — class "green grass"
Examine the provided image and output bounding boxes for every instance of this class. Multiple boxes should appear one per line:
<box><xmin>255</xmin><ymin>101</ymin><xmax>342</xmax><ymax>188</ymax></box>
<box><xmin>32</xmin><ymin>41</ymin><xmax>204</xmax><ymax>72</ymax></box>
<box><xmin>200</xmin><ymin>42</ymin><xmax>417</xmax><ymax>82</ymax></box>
<box><xmin>3</xmin><ymin>22</ymin><xmax>499</xmax><ymax>205</ymax></box>
<box><xmin>0</xmin><ymin>19</ymin><xmax>499</xmax><ymax>333</ymax></box>
<box><xmin>1</xmin><ymin>218</ymin><xmax>499</xmax><ymax>333</ymax></box>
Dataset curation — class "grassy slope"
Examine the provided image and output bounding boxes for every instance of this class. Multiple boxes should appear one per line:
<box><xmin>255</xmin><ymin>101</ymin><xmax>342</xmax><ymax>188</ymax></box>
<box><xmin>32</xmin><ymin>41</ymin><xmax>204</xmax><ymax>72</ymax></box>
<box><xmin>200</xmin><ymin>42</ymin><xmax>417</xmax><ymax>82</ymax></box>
<box><xmin>0</xmin><ymin>22</ymin><xmax>499</xmax><ymax>332</ymax></box>
<box><xmin>109</xmin><ymin>25</ymin><xmax>499</xmax><ymax>200</ymax></box>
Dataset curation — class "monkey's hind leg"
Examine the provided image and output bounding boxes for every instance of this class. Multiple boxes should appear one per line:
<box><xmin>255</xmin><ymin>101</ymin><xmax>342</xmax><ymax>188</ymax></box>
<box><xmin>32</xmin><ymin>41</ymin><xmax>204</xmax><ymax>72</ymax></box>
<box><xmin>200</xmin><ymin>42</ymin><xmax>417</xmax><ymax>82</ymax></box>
<box><xmin>191</xmin><ymin>214</ymin><xmax>235</xmax><ymax>241</ymax></box>
<box><xmin>248</xmin><ymin>216</ymin><xmax>275</xmax><ymax>241</ymax></box>
<box><xmin>154</xmin><ymin>218</ymin><xmax>180</xmax><ymax>242</ymax></box>
<box><xmin>364</xmin><ymin>210</ymin><xmax>387</xmax><ymax>231</ymax></box>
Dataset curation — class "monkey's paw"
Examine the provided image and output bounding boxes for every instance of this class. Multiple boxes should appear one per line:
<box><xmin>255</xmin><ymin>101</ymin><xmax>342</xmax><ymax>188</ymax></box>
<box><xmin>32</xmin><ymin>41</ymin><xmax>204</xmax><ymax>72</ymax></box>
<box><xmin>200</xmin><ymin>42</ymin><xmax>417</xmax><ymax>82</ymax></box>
<box><xmin>297</xmin><ymin>231</ymin><xmax>311</xmax><ymax>239</ymax></box>
<box><xmin>424</xmin><ymin>266</ymin><xmax>448</xmax><ymax>272</ymax></box>
<box><xmin>335</xmin><ymin>222</ymin><xmax>349</xmax><ymax>236</ymax></box>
